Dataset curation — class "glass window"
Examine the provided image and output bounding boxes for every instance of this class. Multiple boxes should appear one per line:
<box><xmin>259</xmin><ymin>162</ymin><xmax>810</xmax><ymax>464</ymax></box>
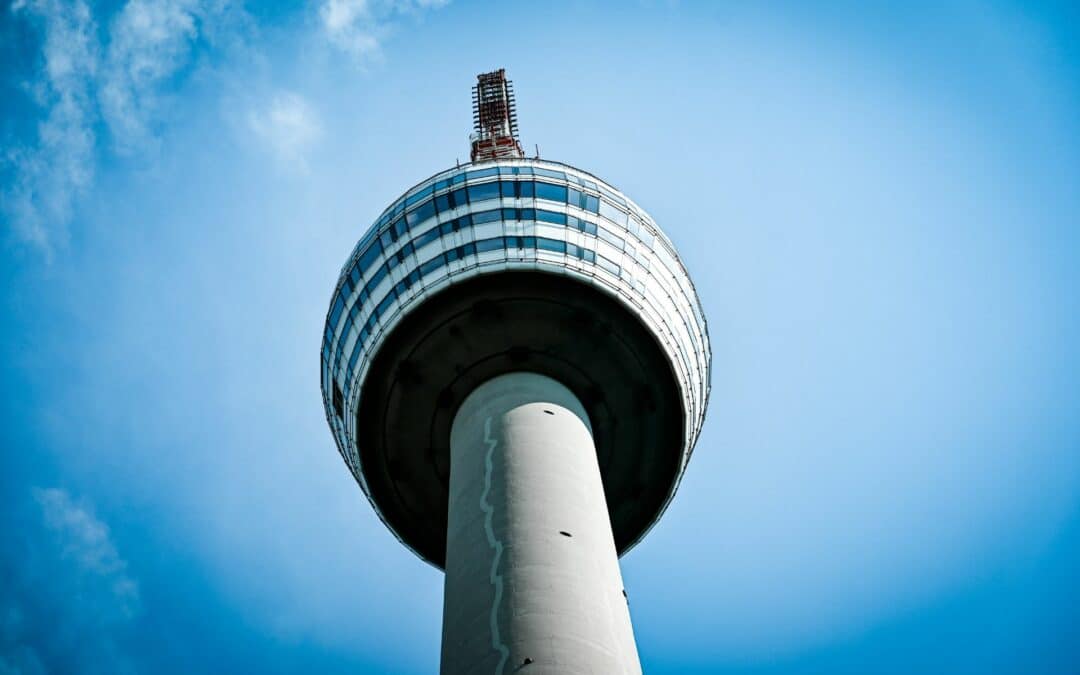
<box><xmin>349</xmin><ymin>266</ymin><xmax>361</xmax><ymax>286</ymax></box>
<box><xmin>476</xmin><ymin>237</ymin><xmax>503</xmax><ymax>253</ymax></box>
<box><xmin>534</xmin><ymin>168</ymin><xmax>564</xmax><ymax>180</ymax></box>
<box><xmin>582</xmin><ymin>248</ymin><xmax>596</xmax><ymax>263</ymax></box>
<box><xmin>600</xmin><ymin>186</ymin><xmax>626</xmax><ymax>206</ymax></box>
<box><xmin>358</xmin><ymin>242</ymin><xmax>382</xmax><ymax>275</ymax></box>
<box><xmin>519</xmin><ymin>181</ymin><xmax>534</xmax><ymax>198</ymax></box>
<box><xmin>333</xmin><ymin>385</ymin><xmax>344</xmax><ymax>418</ymax></box>
<box><xmin>467</xmin><ymin>181</ymin><xmax>500</xmax><ymax>202</ymax></box>
<box><xmin>534</xmin><ymin>182</ymin><xmax>567</xmax><ymax>203</ymax></box>
<box><xmin>451</xmin><ymin>187</ymin><xmax>467</xmax><ymax>208</ymax></box>
<box><xmin>420</xmin><ymin>254</ymin><xmax>444</xmax><ymax>277</ymax></box>
<box><xmin>330</xmin><ymin>295</ymin><xmax>345</xmax><ymax>327</ymax></box>
<box><xmin>406</xmin><ymin>200</ymin><xmax>436</xmax><ymax>227</ymax></box>
<box><xmin>472</xmin><ymin>209</ymin><xmax>501</xmax><ymax>225</ymax></box>
<box><xmin>405</xmin><ymin>186</ymin><xmax>433</xmax><ymax>207</ymax></box>
<box><xmin>435</xmin><ymin>194</ymin><xmax>451</xmax><ymax>213</ymax></box>
<box><xmin>459</xmin><ymin>242</ymin><xmax>476</xmax><ymax>257</ymax></box>
<box><xmin>598</xmin><ymin>255</ymin><xmax>620</xmax><ymax>276</ymax></box>
<box><xmin>519</xmin><ymin>208</ymin><xmax>536</xmax><ymax>221</ymax></box>
<box><xmin>368</xmin><ymin>264</ymin><xmax>388</xmax><ymax>290</ymax></box>
<box><xmin>597</xmin><ymin>226</ymin><xmax>624</xmax><ymax>248</ymax></box>
<box><xmin>538</xmin><ymin>237</ymin><xmax>566</xmax><ymax>253</ymax></box>
<box><xmin>537</xmin><ymin>210</ymin><xmax>567</xmax><ymax>225</ymax></box>
<box><xmin>499</xmin><ymin>181</ymin><xmax>516</xmax><ymax>198</ymax></box>
<box><xmin>375</xmin><ymin>292</ymin><xmax>395</xmax><ymax>319</ymax></box>
<box><xmin>599</xmin><ymin>200</ymin><xmax>626</xmax><ymax>225</ymax></box>
<box><xmin>568</xmin><ymin>188</ymin><xmax>582</xmax><ymax>208</ymax></box>
<box><xmin>584</xmin><ymin>195</ymin><xmax>600</xmax><ymax>213</ymax></box>
<box><xmin>468</xmin><ymin>167</ymin><xmax>499</xmax><ymax>180</ymax></box>
<box><xmin>380</xmin><ymin>228</ymin><xmax>396</xmax><ymax>249</ymax></box>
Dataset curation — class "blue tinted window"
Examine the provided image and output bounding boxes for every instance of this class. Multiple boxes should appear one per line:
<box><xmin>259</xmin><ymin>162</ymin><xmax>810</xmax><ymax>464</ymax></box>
<box><xmin>519</xmin><ymin>208</ymin><xmax>535</xmax><ymax>221</ymax></box>
<box><xmin>413</xmin><ymin>226</ymin><xmax>439</xmax><ymax>249</ymax></box>
<box><xmin>537</xmin><ymin>210</ymin><xmax>567</xmax><ymax>225</ymax></box>
<box><xmin>534</xmin><ymin>182</ymin><xmax>567</xmax><ymax>203</ymax></box>
<box><xmin>435</xmin><ymin>194</ymin><xmax>451</xmax><ymax>213</ymax></box>
<box><xmin>358</xmin><ymin>242</ymin><xmax>382</xmax><ymax>275</ymax></box>
<box><xmin>467</xmin><ymin>181</ymin><xmax>500</xmax><ymax>202</ymax></box>
<box><xmin>584</xmin><ymin>195</ymin><xmax>599</xmax><ymax>213</ymax></box>
<box><xmin>534</xmin><ymin>168</ymin><xmax>564</xmax><ymax>180</ymax></box>
<box><xmin>476</xmin><ymin>237</ymin><xmax>503</xmax><ymax>253</ymax></box>
<box><xmin>569</xmin><ymin>188</ymin><xmax>582</xmax><ymax>207</ymax></box>
<box><xmin>330</xmin><ymin>295</ymin><xmax>345</xmax><ymax>327</ymax></box>
<box><xmin>407</xmin><ymin>200</ymin><xmax>435</xmax><ymax>227</ymax></box>
<box><xmin>349</xmin><ymin>266</ymin><xmax>361</xmax><ymax>286</ymax></box>
<box><xmin>460</xmin><ymin>242</ymin><xmax>476</xmax><ymax>257</ymax></box>
<box><xmin>538</xmin><ymin>237</ymin><xmax>566</xmax><ymax>253</ymax></box>
<box><xmin>582</xmin><ymin>248</ymin><xmax>596</xmax><ymax>263</ymax></box>
<box><xmin>522</xmin><ymin>236</ymin><xmax>536</xmax><ymax>248</ymax></box>
<box><xmin>420</xmin><ymin>254</ymin><xmax>444</xmax><ymax>277</ymax></box>
<box><xmin>405</xmin><ymin>186</ymin><xmax>433</xmax><ymax>207</ymax></box>
<box><xmin>451</xmin><ymin>187</ymin><xmax>467</xmax><ymax>207</ymax></box>
<box><xmin>499</xmin><ymin>181</ymin><xmax>515</xmax><ymax>197</ymax></box>
<box><xmin>468</xmin><ymin>167</ymin><xmax>499</xmax><ymax>180</ymax></box>
<box><xmin>519</xmin><ymin>181</ymin><xmax>534</xmax><ymax>198</ymax></box>
<box><xmin>368</xmin><ymin>264</ymin><xmax>388</xmax><ymax>290</ymax></box>
<box><xmin>472</xmin><ymin>209</ymin><xmax>500</xmax><ymax>225</ymax></box>
<box><xmin>375</xmin><ymin>293</ymin><xmax>395</xmax><ymax>319</ymax></box>
<box><xmin>380</xmin><ymin>228</ymin><xmax>396</xmax><ymax>249</ymax></box>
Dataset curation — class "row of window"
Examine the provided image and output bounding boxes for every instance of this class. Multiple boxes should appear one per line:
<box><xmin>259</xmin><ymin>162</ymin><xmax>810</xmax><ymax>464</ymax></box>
<box><xmin>327</xmin><ymin>206</ymin><xmax>609</xmax><ymax>346</ymax></box>
<box><xmin>327</xmin><ymin>234</ymin><xmax>615</xmax><ymax>405</ymax></box>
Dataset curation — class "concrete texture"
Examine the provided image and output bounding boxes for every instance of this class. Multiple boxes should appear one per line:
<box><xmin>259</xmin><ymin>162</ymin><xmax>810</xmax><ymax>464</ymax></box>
<box><xmin>442</xmin><ymin>372</ymin><xmax>641</xmax><ymax>675</ymax></box>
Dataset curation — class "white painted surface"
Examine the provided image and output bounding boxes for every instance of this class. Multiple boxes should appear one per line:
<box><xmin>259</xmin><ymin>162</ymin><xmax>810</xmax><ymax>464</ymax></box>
<box><xmin>442</xmin><ymin>373</ymin><xmax>641</xmax><ymax>675</ymax></box>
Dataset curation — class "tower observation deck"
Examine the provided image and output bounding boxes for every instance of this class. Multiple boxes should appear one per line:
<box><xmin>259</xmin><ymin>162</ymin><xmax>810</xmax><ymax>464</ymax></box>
<box><xmin>321</xmin><ymin>70</ymin><xmax>711</xmax><ymax>674</ymax></box>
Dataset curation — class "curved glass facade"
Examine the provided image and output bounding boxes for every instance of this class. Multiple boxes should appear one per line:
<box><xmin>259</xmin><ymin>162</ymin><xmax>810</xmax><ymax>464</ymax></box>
<box><xmin>321</xmin><ymin>158</ymin><xmax>711</xmax><ymax>530</ymax></box>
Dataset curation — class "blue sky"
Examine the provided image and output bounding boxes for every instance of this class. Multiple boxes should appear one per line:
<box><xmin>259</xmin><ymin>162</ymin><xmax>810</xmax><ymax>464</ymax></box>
<box><xmin>1</xmin><ymin>1</ymin><xmax>1078</xmax><ymax>673</ymax></box>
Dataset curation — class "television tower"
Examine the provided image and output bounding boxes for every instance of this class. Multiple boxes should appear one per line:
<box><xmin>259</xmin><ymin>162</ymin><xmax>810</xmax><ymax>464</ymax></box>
<box><xmin>321</xmin><ymin>69</ymin><xmax>711</xmax><ymax>674</ymax></box>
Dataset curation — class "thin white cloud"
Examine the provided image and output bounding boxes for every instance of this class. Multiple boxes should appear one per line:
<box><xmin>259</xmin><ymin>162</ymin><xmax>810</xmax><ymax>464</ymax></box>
<box><xmin>2</xmin><ymin>0</ymin><xmax>230</xmax><ymax>259</ymax></box>
<box><xmin>248</xmin><ymin>91</ymin><xmax>323</xmax><ymax>171</ymax></box>
<box><xmin>318</xmin><ymin>0</ymin><xmax>449</xmax><ymax>65</ymax></box>
<box><xmin>3</xmin><ymin>0</ymin><xmax>99</xmax><ymax>259</ymax></box>
<box><xmin>33</xmin><ymin>487</ymin><xmax>141</xmax><ymax>619</ymax></box>
<box><xmin>99</xmin><ymin>0</ymin><xmax>200</xmax><ymax>155</ymax></box>
<box><xmin>0</xmin><ymin>489</ymin><xmax>140</xmax><ymax>674</ymax></box>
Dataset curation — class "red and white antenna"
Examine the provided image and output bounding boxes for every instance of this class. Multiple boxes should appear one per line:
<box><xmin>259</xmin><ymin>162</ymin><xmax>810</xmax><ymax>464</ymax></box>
<box><xmin>470</xmin><ymin>69</ymin><xmax>524</xmax><ymax>162</ymax></box>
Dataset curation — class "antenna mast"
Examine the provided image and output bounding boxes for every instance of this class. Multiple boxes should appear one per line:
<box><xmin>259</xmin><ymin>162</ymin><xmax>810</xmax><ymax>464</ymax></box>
<box><xmin>470</xmin><ymin>69</ymin><xmax>524</xmax><ymax>162</ymax></box>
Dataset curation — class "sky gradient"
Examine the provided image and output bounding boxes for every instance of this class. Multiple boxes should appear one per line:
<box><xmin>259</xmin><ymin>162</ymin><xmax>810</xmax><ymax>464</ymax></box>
<box><xmin>2</xmin><ymin>1</ymin><xmax>1079</xmax><ymax>673</ymax></box>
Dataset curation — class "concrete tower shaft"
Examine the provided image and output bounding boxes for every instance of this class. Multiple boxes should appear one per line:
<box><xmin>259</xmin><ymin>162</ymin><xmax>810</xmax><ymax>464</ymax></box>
<box><xmin>443</xmin><ymin>373</ymin><xmax>639</xmax><ymax>674</ymax></box>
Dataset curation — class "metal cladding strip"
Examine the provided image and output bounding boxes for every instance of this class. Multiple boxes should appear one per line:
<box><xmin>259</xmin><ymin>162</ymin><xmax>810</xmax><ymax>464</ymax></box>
<box><xmin>320</xmin><ymin>159</ymin><xmax>712</xmax><ymax>559</ymax></box>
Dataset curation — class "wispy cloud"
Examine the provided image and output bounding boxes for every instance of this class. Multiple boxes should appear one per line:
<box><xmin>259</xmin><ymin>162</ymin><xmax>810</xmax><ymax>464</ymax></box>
<box><xmin>318</xmin><ymin>0</ymin><xmax>449</xmax><ymax>65</ymax></box>
<box><xmin>33</xmin><ymin>488</ymin><xmax>141</xmax><ymax>618</ymax></box>
<box><xmin>0</xmin><ymin>488</ymin><xmax>140</xmax><ymax>674</ymax></box>
<box><xmin>2</xmin><ymin>0</ymin><xmax>221</xmax><ymax>258</ymax></box>
<box><xmin>3</xmin><ymin>0</ymin><xmax>99</xmax><ymax>259</ymax></box>
<box><xmin>100</xmin><ymin>0</ymin><xmax>200</xmax><ymax>155</ymax></box>
<box><xmin>247</xmin><ymin>91</ymin><xmax>323</xmax><ymax>172</ymax></box>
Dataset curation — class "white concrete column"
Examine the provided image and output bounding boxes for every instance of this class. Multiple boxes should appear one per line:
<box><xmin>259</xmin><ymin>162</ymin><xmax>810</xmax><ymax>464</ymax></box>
<box><xmin>442</xmin><ymin>372</ymin><xmax>641</xmax><ymax>675</ymax></box>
